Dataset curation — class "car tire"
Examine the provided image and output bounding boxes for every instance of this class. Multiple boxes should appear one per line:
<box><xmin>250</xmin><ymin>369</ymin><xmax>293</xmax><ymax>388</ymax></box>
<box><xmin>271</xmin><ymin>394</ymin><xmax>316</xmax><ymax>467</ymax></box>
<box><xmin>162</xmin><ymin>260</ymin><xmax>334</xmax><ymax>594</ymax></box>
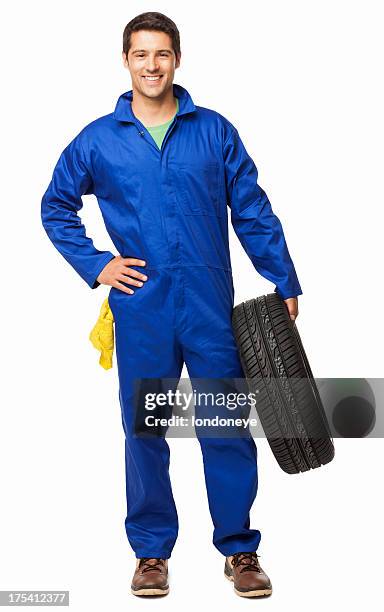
<box><xmin>232</xmin><ymin>293</ymin><xmax>335</xmax><ymax>474</ymax></box>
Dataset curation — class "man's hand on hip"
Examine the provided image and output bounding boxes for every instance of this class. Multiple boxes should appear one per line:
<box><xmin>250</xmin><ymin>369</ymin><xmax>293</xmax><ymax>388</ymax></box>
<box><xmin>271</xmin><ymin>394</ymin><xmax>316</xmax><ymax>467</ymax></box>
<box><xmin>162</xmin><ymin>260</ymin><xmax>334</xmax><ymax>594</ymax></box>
<box><xmin>97</xmin><ymin>256</ymin><xmax>148</xmax><ymax>295</ymax></box>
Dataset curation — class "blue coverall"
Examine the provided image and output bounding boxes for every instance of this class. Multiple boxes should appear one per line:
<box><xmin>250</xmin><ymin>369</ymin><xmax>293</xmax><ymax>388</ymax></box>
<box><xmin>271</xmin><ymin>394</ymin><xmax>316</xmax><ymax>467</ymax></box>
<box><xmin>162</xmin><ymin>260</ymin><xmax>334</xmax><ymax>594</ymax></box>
<box><xmin>41</xmin><ymin>83</ymin><xmax>303</xmax><ymax>559</ymax></box>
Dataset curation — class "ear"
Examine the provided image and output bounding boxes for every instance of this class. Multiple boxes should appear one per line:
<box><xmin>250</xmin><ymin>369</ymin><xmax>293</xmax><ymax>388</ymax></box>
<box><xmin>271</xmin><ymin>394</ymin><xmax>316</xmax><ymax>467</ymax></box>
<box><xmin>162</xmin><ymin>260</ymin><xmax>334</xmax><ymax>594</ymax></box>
<box><xmin>122</xmin><ymin>51</ymin><xmax>128</xmax><ymax>68</ymax></box>
<box><xmin>175</xmin><ymin>52</ymin><xmax>181</xmax><ymax>69</ymax></box>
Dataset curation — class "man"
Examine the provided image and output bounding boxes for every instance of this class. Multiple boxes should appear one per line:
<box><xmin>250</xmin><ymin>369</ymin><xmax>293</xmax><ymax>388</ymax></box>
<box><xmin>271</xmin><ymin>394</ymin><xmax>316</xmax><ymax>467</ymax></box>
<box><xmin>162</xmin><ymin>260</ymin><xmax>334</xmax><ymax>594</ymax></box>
<box><xmin>41</xmin><ymin>11</ymin><xmax>302</xmax><ymax>598</ymax></box>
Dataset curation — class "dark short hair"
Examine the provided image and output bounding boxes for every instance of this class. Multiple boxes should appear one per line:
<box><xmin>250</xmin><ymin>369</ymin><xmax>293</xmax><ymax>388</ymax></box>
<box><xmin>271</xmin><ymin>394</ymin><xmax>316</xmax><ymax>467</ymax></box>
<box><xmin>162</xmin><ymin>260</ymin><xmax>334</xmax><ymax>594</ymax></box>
<box><xmin>123</xmin><ymin>12</ymin><xmax>181</xmax><ymax>59</ymax></box>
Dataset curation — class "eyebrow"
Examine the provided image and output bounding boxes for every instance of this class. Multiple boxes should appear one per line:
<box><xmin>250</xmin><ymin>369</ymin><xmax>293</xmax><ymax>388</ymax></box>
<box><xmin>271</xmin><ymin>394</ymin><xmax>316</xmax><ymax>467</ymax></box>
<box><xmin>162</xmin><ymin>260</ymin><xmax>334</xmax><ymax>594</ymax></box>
<box><xmin>131</xmin><ymin>49</ymin><xmax>172</xmax><ymax>54</ymax></box>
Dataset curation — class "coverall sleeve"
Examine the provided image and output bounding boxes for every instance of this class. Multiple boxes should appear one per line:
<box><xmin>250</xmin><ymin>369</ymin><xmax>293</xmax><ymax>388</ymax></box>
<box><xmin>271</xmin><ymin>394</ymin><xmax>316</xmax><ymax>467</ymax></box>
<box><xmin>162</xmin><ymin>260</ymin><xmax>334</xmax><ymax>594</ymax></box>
<box><xmin>41</xmin><ymin>133</ymin><xmax>116</xmax><ymax>289</ymax></box>
<box><xmin>223</xmin><ymin>126</ymin><xmax>303</xmax><ymax>300</ymax></box>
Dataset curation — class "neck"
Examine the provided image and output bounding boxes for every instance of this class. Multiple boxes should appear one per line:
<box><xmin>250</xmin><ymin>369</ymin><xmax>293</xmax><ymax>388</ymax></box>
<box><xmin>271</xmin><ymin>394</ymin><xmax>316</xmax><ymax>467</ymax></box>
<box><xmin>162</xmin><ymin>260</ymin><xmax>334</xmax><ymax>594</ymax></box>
<box><xmin>131</xmin><ymin>87</ymin><xmax>178</xmax><ymax>127</ymax></box>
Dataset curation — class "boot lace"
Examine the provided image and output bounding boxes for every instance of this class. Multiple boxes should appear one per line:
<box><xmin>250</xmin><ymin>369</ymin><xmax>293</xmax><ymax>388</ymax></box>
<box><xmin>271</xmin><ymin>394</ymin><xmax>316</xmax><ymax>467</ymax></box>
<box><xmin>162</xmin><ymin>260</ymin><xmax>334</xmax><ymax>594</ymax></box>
<box><xmin>231</xmin><ymin>552</ymin><xmax>261</xmax><ymax>573</ymax></box>
<box><xmin>139</xmin><ymin>558</ymin><xmax>164</xmax><ymax>573</ymax></box>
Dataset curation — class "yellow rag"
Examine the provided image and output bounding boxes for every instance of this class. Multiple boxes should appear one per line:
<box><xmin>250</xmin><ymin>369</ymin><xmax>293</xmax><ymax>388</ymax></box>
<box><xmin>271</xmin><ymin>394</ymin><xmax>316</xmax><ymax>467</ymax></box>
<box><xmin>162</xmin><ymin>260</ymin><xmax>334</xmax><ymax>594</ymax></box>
<box><xmin>89</xmin><ymin>297</ymin><xmax>115</xmax><ymax>369</ymax></box>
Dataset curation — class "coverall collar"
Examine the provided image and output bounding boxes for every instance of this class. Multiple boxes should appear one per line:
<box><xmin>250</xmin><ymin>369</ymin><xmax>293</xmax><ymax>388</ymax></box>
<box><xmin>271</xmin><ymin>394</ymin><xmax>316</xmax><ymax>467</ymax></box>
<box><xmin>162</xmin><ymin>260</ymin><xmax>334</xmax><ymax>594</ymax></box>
<box><xmin>113</xmin><ymin>82</ymin><xmax>196</xmax><ymax>123</ymax></box>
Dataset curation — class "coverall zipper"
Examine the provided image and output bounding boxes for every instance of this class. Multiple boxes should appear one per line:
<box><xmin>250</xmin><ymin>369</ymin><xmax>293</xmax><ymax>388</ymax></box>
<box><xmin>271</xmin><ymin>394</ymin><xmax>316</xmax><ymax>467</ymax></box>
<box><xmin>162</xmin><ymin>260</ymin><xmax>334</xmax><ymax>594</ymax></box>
<box><xmin>132</xmin><ymin>114</ymin><xmax>179</xmax><ymax>159</ymax></box>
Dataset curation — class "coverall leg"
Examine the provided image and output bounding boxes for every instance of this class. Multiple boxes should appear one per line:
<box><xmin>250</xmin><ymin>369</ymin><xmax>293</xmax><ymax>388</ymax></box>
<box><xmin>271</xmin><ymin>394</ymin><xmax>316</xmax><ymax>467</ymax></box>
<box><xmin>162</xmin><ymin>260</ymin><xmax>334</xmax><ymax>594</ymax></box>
<box><xmin>110</xmin><ymin>264</ymin><xmax>261</xmax><ymax>560</ymax></box>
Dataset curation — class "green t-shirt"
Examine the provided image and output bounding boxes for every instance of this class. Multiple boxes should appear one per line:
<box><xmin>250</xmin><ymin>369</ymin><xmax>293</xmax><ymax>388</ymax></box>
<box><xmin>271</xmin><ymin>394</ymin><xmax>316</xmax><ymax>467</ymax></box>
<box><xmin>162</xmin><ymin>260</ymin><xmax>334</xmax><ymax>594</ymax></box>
<box><xmin>145</xmin><ymin>97</ymin><xmax>179</xmax><ymax>149</ymax></box>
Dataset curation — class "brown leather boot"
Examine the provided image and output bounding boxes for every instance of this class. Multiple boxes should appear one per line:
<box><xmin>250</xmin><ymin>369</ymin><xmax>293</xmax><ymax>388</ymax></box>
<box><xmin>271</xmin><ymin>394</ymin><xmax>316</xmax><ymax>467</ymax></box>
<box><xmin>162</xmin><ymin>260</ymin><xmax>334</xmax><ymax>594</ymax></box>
<box><xmin>131</xmin><ymin>557</ymin><xmax>169</xmax><ymax>596</ymax></box>
<box><xmin>224</xmin><ymin>552</ymin><xmax>272</xmax><ymax>597</ymax></box>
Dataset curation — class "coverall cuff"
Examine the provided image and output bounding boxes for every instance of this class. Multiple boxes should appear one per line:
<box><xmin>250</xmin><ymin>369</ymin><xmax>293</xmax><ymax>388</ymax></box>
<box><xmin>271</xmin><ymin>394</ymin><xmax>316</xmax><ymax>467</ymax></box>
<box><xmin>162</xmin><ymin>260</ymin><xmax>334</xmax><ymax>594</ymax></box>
<box><xmin>88</xmin><ymin>252</ymin><xmax>116</xmax><ymax>289</ymax></box>
<box><xmin>274</xmin><ymin>285</ymin><xmax>303</xmax><ymax>300</ymax></box>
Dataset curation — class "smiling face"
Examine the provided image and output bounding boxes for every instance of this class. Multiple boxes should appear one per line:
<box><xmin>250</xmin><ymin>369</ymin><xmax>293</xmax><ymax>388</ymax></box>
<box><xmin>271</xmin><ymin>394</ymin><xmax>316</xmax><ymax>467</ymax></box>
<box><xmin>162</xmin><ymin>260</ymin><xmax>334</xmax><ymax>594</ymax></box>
<box><xmin>122</xmin><ymin>29</ymin><xmax>181</xmax><ymax>99</ymax></box>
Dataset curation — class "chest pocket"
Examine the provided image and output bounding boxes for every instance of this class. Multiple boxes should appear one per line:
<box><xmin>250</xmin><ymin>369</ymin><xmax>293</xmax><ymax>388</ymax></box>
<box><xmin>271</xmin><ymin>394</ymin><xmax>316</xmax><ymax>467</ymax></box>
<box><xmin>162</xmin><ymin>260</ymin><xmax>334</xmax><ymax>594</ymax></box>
<box><xmin>172</xmin><ymin>161</ymin><xmax>224</xmax><ymax>217</ymax></box>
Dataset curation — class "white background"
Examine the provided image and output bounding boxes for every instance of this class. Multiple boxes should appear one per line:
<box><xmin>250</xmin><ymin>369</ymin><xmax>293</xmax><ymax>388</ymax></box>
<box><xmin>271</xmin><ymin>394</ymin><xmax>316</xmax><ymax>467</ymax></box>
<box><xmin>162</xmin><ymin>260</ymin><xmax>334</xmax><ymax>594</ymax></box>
<box><xmin>1</xmin><ymin>0</ymin><xmax>383</xmax><ymax>610</ymax></box>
